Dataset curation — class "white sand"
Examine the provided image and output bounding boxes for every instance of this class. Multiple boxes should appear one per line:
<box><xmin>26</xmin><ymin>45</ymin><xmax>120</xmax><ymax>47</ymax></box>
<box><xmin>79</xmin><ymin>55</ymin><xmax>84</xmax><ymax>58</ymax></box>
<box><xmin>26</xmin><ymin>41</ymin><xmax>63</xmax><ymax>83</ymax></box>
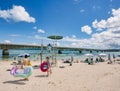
<box><xmin>0</xmin><ymin>60</ymin><xmax>120</xmax><ymax>91</ymax></box>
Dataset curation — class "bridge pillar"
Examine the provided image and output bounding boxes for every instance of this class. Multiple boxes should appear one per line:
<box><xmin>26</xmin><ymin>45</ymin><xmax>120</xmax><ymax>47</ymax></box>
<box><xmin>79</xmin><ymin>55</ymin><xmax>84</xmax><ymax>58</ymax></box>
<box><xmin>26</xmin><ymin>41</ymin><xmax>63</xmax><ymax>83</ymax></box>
<box><xmin>79</xmin><ymin>50</ymin><xmax>82</xmax><ymax>53</ymax></box>
<box><xmin>2</xmin><ymin>49</ymin><xmax>9</xmax><ymax>56</ymax></box>
<box><xmin>58</xmin><ymin>50</ymin><xmax>62</xmax><ymax>54</ymax></box>
<box><xmin>90</xmin><ymin>50</ymin><xmax>92</xmax><ymax>53</ymax></box>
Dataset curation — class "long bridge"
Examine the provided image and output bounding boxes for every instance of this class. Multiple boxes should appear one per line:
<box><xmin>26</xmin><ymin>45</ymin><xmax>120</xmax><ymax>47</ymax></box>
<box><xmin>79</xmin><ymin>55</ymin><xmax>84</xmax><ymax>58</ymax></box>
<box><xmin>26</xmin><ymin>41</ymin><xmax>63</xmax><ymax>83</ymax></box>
<box><xmin>0</xmin><ymin>43</ymin><xmax>120</xmax><ymax>56</ymax></box>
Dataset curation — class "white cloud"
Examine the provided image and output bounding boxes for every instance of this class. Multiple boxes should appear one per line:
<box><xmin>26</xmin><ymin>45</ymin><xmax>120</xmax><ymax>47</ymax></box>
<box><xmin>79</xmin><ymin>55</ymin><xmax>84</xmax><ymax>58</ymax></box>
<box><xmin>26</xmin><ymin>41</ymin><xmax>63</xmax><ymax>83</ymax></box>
<box><xmin>62</xmin><ymin>36</ymin><xmax>90</xmax><ymax>48</ymax></box>
<box><xmin>63</xmin><ymin>36</ymin><xmax>80</xmax><ymax>42</ymax></box>
<box><xmin>92</xmin><ymin>19</ymin><xmax>107</xmax><ymax>31</ymax></box>
<box><xmin>31</xmin><ymin>42</ymin><xmax>37</xmax><ymax>45</ymax></box>
<box><xmin>92</xmin><ymin>8</ymin><xmax>120</xmax><ymax>30</ymax></box>
<box><xmin>5</xmin><ymin>40</ymin><xmax>11</xmax><ymax>43</ymax></box>
<box><xmin>50</xmin><ymin>22</ymin><xmax>120</xmax><ymax>49</ymax></box>
<box><xmin>38</xmin><ymin>29</ymin><xmax>45</xmax><ymax>33</ymax></box>
<box><xmin>34</xmin><ymin>35</ymin><xmax>47</xmax><ymax>40</ymax></box>
<box><xmin>34</xmin><ymin>35</ymin><xmax>41</xmax><ymax>39</ymax></box>
<box><xmin>72</xmin><ymin>35</ymin><xmax>76</xmax><ymax>38</ymax></box>
<box><xmin>90</xmin><ymin>31</ymin><xmax>120</xmax><ymax>49</ymax></box>
<box><xmin>56</xmin><ymin>42</ymin><xmax>60</xmax><ymax>46</ymax></box>
<box><xmin>112</xmin><ymin>8</ymin><xmax>120</xmax><ymax>16</ymax></box>
<box><xmin>71</xmin><ymin>42</ymin><xmax>77</xmax><ymax>47</ymax></box>
<box><xmin>61</xmin><ymin>8</ymin><xmax>120</xmax><ymax>49</ymax></box>
<box><xmin>81</xmin><ymin>25</ymin><xmax>92</xmax><ymax>34</ymax></box>
<box><xmin>80</xmin><ymin>8</ymin><xmax>120</xmax><ymax>49</ymax></box>
<box><xmin>0</xmin><ymin>5</ymin><xmax>35</xmax><ymax>23</ymax></box>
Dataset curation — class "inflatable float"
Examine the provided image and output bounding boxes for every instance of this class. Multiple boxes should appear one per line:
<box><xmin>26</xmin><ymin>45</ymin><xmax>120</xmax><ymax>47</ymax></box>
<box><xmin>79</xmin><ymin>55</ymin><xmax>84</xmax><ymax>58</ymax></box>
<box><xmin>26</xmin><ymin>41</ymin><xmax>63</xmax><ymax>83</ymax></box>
<box><xmin>40</xmin><ymin>62</ymin><xmax>48</xmax><ymax>72</ymax></box>
<box><xmin>10</xmin><ymin>66</ymin><xmax>33</xmax><ymax>78</ymax></box>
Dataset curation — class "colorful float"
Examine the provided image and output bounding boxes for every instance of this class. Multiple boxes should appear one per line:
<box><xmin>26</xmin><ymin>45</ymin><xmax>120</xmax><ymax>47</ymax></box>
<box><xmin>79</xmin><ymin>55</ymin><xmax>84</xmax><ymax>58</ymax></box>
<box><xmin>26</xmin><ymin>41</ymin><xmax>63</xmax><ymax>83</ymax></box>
<box><xmin>40</xmin><ymin>62</ymin><xmax>48</xmax><ymax>72</ymax></box>
<box><xmin>10</xmin><ymin>66</ymin><xmax>33</xmax><ymax>78</ymax></box>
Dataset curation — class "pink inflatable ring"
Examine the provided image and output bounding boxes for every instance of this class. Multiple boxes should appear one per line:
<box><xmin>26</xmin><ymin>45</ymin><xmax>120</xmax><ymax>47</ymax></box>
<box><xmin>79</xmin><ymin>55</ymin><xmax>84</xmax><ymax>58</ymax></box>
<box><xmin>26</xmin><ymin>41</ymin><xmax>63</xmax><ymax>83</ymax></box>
<box><xmin>40</xmin><ymin>62</ymin><xmax>48</xmax><ymax>72</ymax></box>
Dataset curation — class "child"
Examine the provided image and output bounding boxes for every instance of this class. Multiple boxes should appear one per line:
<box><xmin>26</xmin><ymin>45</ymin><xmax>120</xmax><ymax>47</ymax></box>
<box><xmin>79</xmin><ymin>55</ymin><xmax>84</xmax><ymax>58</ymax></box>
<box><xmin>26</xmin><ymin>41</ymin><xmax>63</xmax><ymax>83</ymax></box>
<box><xmin>22</xmin><ymin>54</ymin><xmax>31</xmax><ymax>80</ymax></box>
<box><xmin>45</xmin><ymin>57</ymin><xmax>52</xmax><ymax>77</ymax></box>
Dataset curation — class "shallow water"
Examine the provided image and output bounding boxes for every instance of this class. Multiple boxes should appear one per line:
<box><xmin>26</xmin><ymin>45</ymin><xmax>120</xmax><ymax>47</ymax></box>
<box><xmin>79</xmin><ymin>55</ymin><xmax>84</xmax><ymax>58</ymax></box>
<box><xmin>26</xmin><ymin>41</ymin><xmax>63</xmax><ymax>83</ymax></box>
<box><xmin>0</xmin><ymin>49</ymin><xmax>120</xmax><ymax>61</ymax></box>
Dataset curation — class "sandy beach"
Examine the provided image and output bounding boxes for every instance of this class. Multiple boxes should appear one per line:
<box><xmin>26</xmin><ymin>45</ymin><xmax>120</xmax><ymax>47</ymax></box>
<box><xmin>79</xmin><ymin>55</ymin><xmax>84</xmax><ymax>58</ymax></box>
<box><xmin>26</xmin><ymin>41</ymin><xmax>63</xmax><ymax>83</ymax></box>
<box><xmin>0</xmin><ymin>60</ymin><xmax>120</xmax><ymax>91</ymax></box>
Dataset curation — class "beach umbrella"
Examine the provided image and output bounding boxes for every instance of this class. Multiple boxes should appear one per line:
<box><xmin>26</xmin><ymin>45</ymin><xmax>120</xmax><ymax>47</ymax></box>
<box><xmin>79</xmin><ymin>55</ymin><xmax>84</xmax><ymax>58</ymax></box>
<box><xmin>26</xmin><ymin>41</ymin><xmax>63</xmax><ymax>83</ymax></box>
<box><xmin>98</xmin><ymin>53</ymin><xmax>107</xmax><ymax>57</ymax></box>
<box><xmin>84</xmin><ymin>53</ymin><xmax>93</xmax><ymax>57</ymax></box>
<box><xmin>18</xmin><ymin>53</ymin><xmax>30</xmax><ymax>57</ymax></box>
<box><xmin>47</xmin><ymin>35</ymin><xmax>63</xmax><ymax>40</ymax></box>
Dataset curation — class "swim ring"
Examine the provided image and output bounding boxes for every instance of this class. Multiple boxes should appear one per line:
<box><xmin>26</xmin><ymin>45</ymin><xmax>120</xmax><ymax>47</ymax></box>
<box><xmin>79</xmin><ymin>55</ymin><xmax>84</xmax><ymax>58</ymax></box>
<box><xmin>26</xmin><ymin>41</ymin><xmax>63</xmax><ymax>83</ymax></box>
<box><xmin>40</xmin><ymin>62</ymin><xmax>48</xmax><ymax>72</ymax></box>
<box><xmin>10</xmin><ymin>66</ymin><xmax>33</xmax><ymax>78</ymax></box>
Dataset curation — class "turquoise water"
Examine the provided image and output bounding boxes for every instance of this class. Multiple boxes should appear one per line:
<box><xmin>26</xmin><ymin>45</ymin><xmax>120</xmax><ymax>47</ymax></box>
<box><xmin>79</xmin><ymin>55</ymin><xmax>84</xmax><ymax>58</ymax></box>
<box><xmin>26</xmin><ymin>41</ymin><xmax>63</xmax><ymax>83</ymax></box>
<box><xmin>0</xmin><ymin>49</ymin><xmax>120</xmax><ymax>61</ymax></box>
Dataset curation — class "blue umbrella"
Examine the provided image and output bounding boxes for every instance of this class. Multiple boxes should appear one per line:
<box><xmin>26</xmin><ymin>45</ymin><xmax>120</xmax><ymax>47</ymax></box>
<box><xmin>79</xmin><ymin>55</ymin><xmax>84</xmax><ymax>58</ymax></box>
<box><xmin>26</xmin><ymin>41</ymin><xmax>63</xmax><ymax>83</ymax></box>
<box><xmin>98</xmin><ymin>53</ymin><xmax>107</xmax><ymax>57</ymax></box>
<box><xmin>85</xmin><ymin>53</ymin><xmax>93</xmax><ymax>57</ymax></box>
<box><xmin>18</xmin><ymin>53</ymin><xmax>30</xmax><ymax>57</ymax></box>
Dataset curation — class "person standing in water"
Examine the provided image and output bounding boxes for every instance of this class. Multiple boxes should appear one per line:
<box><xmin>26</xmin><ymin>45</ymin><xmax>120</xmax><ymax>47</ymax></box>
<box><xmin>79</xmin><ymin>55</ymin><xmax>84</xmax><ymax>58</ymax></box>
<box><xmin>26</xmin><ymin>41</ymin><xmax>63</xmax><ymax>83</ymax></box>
<box><xmin>45</xmin><ymin>57</ymin><xmax>52</xmax><ymax>77</ymax></box>
<box><xmin>22</xmin><ymin>54</ymin><xmax>31</xmax><ymax>80</ymax></box>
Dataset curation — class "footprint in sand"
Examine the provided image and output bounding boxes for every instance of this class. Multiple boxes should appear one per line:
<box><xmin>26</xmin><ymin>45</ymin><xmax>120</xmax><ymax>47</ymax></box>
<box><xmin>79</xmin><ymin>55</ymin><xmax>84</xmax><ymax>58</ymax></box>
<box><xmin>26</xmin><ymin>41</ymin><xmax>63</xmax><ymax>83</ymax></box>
<box><xmin>97</xmin><ymin>72</ymin><xmax>114</xmax><ymax>82</ymax></box>
<box><xmin>59</xmin><ymin>81</ymin><xmax>62</xmax><ymax>84</ymax></box>
<box><xmin>104</xmin><ymin>72</ymin><xmax>114</xmax><ymax>76</ymax></box>
<box><xmin>48</xmin><ymin>81</ymin><xmax>56</xmax><ymax>86</ymax></box>
<box><xmin>48</xmin><ymin>81</ymin><xmax>51</xmax><ymax>84</ymax></box>
<box><xmin>15</xmin><ymin>87</ymin><xmax>18</xmax><ymax>89</ymax></box>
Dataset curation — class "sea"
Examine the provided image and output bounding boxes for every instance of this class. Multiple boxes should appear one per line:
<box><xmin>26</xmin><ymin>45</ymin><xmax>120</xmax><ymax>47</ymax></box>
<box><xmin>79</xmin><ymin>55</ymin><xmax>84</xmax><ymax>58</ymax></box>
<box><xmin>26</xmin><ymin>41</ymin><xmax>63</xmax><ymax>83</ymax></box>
<box><xmin>0</xmin><ymin>49</ymin><xmax>120</xmax><ymax>61</ymax></box>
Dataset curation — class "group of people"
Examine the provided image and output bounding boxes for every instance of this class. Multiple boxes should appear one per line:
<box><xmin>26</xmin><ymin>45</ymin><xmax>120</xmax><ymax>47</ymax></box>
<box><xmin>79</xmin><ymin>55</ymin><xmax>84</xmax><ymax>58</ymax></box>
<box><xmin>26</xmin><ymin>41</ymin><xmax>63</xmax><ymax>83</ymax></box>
<box><xmin>14</xmin><ymin>55</ymin><xmax>52</xmax><ymax>81</ymax></box>
<box><xmin>95</xmin><ymin>57</ymin><xmax>105</xmax><ymax>63</ymax></box>
<box><xmin>84</xmin><ymin>57</ymin><xmax>94</xmax><ymax>65</ymax></box>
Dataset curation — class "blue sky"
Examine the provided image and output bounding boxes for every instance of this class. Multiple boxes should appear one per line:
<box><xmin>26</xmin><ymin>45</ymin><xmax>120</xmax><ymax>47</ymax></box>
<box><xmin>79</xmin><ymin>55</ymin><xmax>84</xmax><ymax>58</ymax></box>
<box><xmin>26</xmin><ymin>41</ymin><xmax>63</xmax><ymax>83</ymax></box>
<box><xmin>0</xmin><ymin>0</ymin><xmax>120</xmax><ymax>49</ymax></box>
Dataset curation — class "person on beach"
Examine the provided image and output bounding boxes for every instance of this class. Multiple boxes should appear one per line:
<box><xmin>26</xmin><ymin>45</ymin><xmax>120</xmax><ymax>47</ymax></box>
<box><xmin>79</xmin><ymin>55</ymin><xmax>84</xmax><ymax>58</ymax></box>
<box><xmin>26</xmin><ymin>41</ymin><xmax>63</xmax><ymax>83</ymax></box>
<box><xmin>22</xmin><ymin>54</ymin><xmax>32</xmax><ymax>80</ymax></box>
<box><xmin>45</xmin><ymin>57</ymin><xmax>52</xmax><ymax>77</ymax></box>
<box><xmin>70</xmin><ymin>56</ymin><xmax>73</xmax><ymax>66</ymax></box>
<box><xmin>113</xmin><ymin>54</ymin><xmax>116</xmax><ymax>63</ymax></box>
<box><xmin>108</xmin><ymin>54</ymin><xmax>112</xmax><ymax>64</ymax></box>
